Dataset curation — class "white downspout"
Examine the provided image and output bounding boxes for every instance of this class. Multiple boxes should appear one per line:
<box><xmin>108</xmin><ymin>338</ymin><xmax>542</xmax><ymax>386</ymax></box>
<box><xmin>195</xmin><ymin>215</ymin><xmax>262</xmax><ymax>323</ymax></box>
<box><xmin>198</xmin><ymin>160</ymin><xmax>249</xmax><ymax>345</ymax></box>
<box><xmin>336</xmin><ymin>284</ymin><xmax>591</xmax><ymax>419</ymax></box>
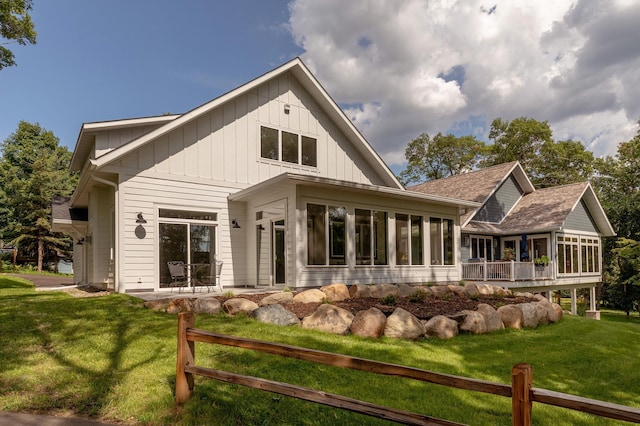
<box><xmin>91</xmin><ymin>176</ymin><xmax>119</xmax><ymax>293</ymax></box>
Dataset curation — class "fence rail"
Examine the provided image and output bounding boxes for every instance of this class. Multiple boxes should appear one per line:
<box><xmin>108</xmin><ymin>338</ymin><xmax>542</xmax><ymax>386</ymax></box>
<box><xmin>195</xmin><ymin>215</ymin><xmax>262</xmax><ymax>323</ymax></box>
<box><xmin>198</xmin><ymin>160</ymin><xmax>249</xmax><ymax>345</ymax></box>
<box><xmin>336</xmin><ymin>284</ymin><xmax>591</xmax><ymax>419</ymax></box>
<box><xmin>176</xmin><ymin>312</ymin><xmax>640</xmax><ymax>425</ymax></box>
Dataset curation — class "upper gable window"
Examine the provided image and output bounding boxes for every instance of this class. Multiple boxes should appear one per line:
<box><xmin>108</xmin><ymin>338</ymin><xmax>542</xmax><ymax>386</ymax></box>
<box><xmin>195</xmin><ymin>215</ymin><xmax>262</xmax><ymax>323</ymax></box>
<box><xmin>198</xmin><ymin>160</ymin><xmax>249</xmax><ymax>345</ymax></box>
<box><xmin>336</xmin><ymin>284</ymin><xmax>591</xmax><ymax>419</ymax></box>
<box><xmin>260</xmin><ymin>126</ymin><xmax>317</xmax><ymax>167</ymax></box>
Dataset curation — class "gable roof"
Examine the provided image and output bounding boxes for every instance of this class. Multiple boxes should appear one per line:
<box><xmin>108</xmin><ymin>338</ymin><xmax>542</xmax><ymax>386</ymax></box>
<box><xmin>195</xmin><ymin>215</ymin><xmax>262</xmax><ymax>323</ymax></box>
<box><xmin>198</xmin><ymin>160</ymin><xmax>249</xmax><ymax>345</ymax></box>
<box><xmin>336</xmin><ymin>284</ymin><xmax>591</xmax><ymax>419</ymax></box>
<box><xmin>408</xmin><ymin>161</ymin><xmax>534</xmax><ymax>225</ymax></box>
<box><xmin>73</xmin><ymin>58</ymin><xmax>402</xmax><ymax>189</ymax></box>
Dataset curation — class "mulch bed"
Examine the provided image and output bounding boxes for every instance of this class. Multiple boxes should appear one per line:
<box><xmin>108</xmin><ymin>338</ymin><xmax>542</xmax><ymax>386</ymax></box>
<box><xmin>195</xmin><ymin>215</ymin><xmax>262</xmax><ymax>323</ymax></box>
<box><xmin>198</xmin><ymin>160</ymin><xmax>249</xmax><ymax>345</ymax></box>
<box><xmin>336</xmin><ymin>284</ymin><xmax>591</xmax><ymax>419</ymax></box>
<box><xmin>216</xmin><ymin>293</ymin><xmax>535</xmax><ymax>321</ymax></box>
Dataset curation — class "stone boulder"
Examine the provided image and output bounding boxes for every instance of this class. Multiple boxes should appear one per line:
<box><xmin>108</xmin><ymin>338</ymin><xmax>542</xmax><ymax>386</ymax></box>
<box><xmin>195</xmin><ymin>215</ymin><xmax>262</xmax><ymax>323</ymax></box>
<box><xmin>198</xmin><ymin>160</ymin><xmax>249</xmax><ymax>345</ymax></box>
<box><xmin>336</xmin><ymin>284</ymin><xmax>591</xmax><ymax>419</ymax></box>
<box><xmin>250</xmin><ymin>304</ymin><xmax>300</xmax><ymax>326</ymax></box>
<box><xmin>476</xmin><ymin>304</ymin><xmax>505</xmax><ymax>332</ymax></box>
<box><xmin>167</xmin><ymin>298</ymin><xmax>194</xmax><ymax>314</ymax></box>
<box><xmin>320</xmin><ymin>283</ymin><xmax>350</xmax><ymax>302</ymax></box>
<box><xmin>518</xmin><ymin>303</ymin><xmax>539</xmax><ymax>328</ymax></box>
<box><xmin>370</xmin><ymin>284</ymin><xmax>399</xmax><ymax>299</ymax></box>
<box><xmin>424</xmin><ymin>315</ymin><xmax>459</xmax><ymax>339</ymax></box>
<box><xmin>223</xmin><ymin>298</ymin><xmax>259</xmax><ymax>315</ymax></box>
<box><xmin>349</xmin><ymin>284</ymin><xmax>372</xmax><ymax>299</ymax></box>
<box><xmin>551</xmin><ymin>303</ymin><xmax>563</xmax><ymax>320</ymax></box>
<box><xmin>429</xmin><ymin>286</ymin><xmax>450</xmax><ymax>297</ymax></box>
<box><xmin>534</xmin><ymin>302</ymin><xmax>555</xmax><ymax>325</ymax></box>
<box><xmin>497</xmin><ymin>305</ymin><xmax>524</xmax><ymax>329</ymax></box>
<box><xmin>476</xmin><ymin>284</ymin><xmax>495</xmax><ymax>295</ymax></box>
<box><xmin>397</xmin><ymin>284</ymin><xmax>418</xmax><ymax>297</ymax></box>
<box><xmin>259</xmin><ymin>292</ymin><xmax>294</xmax><ymax>306</ymax></box>
<box><xmin>493</xmin><ymin>286</ymin><xmax>511</xmax><ymax>297</ymax></box>
<box><xmin>292</xmin><ymin>289</ymin><xmax>326</xmax><ymax>304</ymax></box>
<box><xmin>463</xmin><ymin>283</ymin><xmax>480</xmax><ymax>297</ymax></box>
<box><xmin>447</xmin><ymin>285</ymin><xmax>467</xmax><ymax>297</ymax></box>
<box><xmin>384</xmin><ymin>308</ymin><xmax>425</xmax><ymax>340</ymax></box>
<box><xmin>350</xmin><ymin>307</ymin><xmax>387</xmax><ymax>338</ymax></box>
<box><xmin>301</xmin><ymin>304</ymin><xmax>354</xmax><ymax>335</ymax></box>
<box><xmin>192</xmin><ymin>297</ymin><xmax>222</xmax><ymax>314</ymax></box>
<box><xmin>456</xmin><ymin>310</ymin><xmax>488</xmax><ymax>334</ymax></box>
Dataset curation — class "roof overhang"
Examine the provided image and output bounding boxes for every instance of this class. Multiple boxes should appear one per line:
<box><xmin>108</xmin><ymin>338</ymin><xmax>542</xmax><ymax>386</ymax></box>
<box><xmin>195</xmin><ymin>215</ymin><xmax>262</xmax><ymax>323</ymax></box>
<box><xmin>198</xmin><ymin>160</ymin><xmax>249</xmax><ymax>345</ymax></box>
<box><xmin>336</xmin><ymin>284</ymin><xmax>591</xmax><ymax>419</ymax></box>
<box><xmin>229</xmin><ymin>173</ymin><xmax>481</xmax><ymax>209</ymax></box>
<box><xmin>70</xmin><ymin>115</ymin><xmax>180</xmax><ymax>171</ymax></box>
<box><xmin>88</xmin><ymin>58</ymin><xmax>402</xmax><ymax>189</ymax></box>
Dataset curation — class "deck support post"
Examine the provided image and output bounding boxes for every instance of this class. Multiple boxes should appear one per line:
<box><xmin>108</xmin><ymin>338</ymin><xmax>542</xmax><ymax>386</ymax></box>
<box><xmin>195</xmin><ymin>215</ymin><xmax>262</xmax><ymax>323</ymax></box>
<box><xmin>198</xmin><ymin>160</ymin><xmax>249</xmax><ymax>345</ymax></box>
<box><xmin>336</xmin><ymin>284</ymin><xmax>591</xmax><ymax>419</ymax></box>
<box><xmin>570</xmin><ymin>288</ymin><xmax>577</xmax><ymax>315</ymax></box>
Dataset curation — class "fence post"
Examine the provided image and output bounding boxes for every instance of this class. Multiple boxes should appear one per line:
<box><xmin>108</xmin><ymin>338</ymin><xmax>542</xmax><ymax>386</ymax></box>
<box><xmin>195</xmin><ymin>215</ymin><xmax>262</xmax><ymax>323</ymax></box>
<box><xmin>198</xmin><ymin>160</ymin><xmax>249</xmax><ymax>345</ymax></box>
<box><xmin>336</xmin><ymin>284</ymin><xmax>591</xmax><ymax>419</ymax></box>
<box><xmin>512</xmin><ymin>363</ymin><xmax>532</xmax><ymax>426</ymax></box>
<box><xmin>176</xmin><ymin>312</ymin><xmax>195</xmax><ymax>403</ymax></box>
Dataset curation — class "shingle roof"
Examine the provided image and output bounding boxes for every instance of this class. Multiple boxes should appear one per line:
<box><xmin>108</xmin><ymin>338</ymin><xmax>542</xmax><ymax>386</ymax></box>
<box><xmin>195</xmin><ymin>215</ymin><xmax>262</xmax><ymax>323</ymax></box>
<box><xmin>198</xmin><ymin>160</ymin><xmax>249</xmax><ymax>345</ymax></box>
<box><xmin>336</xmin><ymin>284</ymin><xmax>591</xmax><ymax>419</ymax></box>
<box><xmin>408</xmin><ymin>161</ymin><xmax>519</xmax><ymax>203</ymax></box>
<box><xmin>465</xmin><ymin>182</ymin><xmax>589</xmax><ymax>234</ymax></box>
<box><xmin>52</xmin><ymin>196</ymin><xmax>88</xmax><ymax>222</ymax></box>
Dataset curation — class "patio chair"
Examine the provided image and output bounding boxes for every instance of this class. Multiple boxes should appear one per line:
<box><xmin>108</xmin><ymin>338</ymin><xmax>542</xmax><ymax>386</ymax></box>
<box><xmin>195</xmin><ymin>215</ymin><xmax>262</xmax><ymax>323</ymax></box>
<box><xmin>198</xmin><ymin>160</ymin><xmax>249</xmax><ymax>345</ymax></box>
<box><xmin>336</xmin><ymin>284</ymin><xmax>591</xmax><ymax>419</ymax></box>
<box><xmin>167</xmin><ymin>261</ymin><xmax>188</xmax><ymax>292</ymax></box>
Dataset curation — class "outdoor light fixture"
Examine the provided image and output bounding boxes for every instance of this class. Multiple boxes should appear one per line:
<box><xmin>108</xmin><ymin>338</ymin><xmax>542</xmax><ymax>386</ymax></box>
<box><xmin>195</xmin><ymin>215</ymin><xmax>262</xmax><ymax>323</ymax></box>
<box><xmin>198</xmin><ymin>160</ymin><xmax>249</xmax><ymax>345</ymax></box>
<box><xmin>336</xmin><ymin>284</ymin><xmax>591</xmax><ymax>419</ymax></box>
<box><xmin>232</xmin><ymin>219</ymin><xmax>241</xmax><ymax>229</ymax></box>
<box><xmin>464</xmin><ymin>236</ymin><xmax>470</xmax><ymax>247</ymax></box>
<box><xmin>257</xmin><ymin>224</ymin><xmax>266</xmax><ymax>231</ymax></box>
<box><xmin>284</xmin><ymin>104</ymin><xmax>290</xmax><ymax>114</ymax></box>
<box><xmin>76</xmin><ymin>238</ymin><xmax>85</xmax><ymax>246</ymax></box>
<box><xmin>136</xmin><ymin>212</ymin><xmax>147</xmax><ymax>224</ymax></box>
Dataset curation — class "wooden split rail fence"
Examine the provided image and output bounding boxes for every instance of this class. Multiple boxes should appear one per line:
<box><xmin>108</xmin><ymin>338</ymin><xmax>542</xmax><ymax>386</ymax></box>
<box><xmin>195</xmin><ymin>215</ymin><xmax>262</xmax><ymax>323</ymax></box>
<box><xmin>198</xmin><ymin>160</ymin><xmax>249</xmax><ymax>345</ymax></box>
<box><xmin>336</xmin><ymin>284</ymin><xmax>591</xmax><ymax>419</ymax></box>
<box><xmin>176</xmin><ymin>312</ymin><xmax>640</xmax><ymax>425</ymax></box>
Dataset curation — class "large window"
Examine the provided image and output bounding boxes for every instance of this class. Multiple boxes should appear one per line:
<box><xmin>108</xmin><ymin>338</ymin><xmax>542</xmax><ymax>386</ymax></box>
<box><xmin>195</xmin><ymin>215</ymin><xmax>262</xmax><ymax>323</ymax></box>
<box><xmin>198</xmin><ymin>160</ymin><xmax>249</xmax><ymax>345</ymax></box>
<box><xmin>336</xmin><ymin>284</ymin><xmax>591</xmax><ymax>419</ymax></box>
<box><xmin>396</xmin><ymin>214</ymin><xmax>423</xmax><ymax>265</ymax></box>
<box><xmin>355</xmin><ymin>209</ymin><xmax>388</xmax><ymax>265</ymax></box>
<box><xmin>471</xmin><ymin>236</ymin><xmax>493</xmax><ymax>261</ymax></box>
<box><xmin>260</xmin><ymin>126</ymin><xmax>317</xmax><ymax>167</ymax></box>
<box><xmin>430</xmin><ymin>217</ymin><xmax>454</xmax><ymax>265</ymax></box>
<box><xmin>307</xmin><ymin>204</ymin><xmax>346</xmax><ymax>265</ymax></box>
<box><xmin>557</xmin><ymin>235</ymin><xmax>579</xmax><ymax>274</ymax></box>
<box><xmin>581</xmin><ymin>238</ymin><xmax>600</xmax><ymax>273</ymax></box>
<box><xmin>159</xmin><ymin>209</ymin><xmax>217</xmax><ymax>288</ymax></box>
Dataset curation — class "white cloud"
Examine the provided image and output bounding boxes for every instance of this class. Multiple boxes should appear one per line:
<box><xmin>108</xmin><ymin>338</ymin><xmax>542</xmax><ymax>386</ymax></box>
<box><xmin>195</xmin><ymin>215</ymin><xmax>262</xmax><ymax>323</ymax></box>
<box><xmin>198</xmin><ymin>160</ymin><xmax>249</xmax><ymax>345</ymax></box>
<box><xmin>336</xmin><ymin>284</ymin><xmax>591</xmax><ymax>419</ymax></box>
<box><xmin>288</xmin><ymin>0</ymin><xmax>640</xmax><ymax>166</ymax></box>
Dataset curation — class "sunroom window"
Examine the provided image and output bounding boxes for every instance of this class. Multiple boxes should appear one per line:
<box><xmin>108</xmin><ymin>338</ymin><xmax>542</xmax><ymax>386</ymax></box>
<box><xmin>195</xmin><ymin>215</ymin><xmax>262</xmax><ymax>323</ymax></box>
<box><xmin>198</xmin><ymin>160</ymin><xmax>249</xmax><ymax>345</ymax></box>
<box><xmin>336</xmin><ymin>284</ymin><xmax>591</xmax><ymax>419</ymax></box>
<box><xmin>355</xmin><ymin>209</ymin><xmax>388</xmax><ymax>265</ymax></box>
<box><xmin>396</xmin><ymin>213</ymin><xmax>423</xmax><ymax>265</ymax></box>
<box><xmin>430</xmin><ymin>217</ymin><xmax>453</xmax><ymax>265</ymax></box>
<box><xmin>307</xmin><ymin>204</ymin><xmax>346</xmax><ymax>266</ymax></box>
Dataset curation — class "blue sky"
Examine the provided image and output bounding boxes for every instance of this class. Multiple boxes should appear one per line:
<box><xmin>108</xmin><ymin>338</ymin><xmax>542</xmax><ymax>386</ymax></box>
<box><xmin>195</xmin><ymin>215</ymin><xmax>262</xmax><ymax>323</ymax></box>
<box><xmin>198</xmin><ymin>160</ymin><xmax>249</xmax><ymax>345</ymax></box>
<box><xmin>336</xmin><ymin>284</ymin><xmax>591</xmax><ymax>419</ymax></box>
<box><xmin>2</xmin><ymin>1</ymin><xmax>639</xmax><ymax>170</ymax></box>
<box><xmin>1</xmin><ymin>1</ymin><xmax>301</xmax><ymax>151</ymax></box>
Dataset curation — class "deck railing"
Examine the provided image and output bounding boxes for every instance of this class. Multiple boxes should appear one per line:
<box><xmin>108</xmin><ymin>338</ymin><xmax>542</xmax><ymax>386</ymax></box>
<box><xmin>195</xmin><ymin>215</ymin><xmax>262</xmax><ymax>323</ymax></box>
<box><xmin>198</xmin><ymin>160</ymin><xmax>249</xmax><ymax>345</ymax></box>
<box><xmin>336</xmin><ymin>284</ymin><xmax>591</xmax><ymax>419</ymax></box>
<box><xmin>462</xmin><ymin>260</ymin><xmax>554</xmax><ymax>282</ymax></box>
<box><xmin>176</xmin><ymin>312</ymin><xmax>640</xmax><ymax>425</ymax></box>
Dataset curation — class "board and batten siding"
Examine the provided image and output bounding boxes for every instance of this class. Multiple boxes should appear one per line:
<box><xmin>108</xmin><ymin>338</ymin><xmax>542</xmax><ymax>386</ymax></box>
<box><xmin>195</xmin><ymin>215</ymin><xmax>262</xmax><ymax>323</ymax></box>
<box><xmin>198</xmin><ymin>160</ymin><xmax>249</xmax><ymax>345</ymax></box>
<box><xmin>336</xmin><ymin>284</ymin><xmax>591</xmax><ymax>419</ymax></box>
<box><xmin>94</xmin><ymin>124</ymin><xmax>169</xmax><ymax>159</ymax></box>
<box><xmin>295</xmin><ymin>186</ymin><xmax>461</xmax><ymax>287</ymax></box>
<box><xmin>564</xmin><ymin>200</ymin><xmax>598</xmax><ymax>233</ymax></box>
<box><xmin>88</xmin><ymin>186</ymin><xmax>114</xmax><ymax>287</ymax></box>
<box><xmin>473</xmin><ymin>175</ymin><xmax>523</xmax><ymax>223</ymax></box>
<box><xmin>117</xmin><ymin>173</ymin><xmax>246</xmax><ymax>291</ymax></box>
<box><xmin>116</xmin><ymin>70</ymin><xmax>389</xmax><ymax>188</ymax></box>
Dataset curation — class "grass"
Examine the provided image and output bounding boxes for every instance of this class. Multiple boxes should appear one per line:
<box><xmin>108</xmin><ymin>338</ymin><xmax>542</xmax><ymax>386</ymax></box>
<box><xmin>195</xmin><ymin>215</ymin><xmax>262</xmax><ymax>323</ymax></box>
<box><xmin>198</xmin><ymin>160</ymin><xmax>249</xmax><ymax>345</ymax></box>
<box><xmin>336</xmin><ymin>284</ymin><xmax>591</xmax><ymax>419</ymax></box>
<box><xmin>1</xmin><ymin>276</ymin><xmax>640</xmax><ymax>425</ymax></box>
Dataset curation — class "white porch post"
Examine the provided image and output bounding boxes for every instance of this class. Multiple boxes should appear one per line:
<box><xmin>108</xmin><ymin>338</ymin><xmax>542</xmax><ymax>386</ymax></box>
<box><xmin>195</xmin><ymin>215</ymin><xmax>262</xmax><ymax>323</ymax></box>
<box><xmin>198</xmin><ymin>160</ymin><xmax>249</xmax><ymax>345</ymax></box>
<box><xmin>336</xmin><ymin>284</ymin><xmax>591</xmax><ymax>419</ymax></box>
<box><xmin>547</xmin><ymin>291</ymin><xmax>553</xmax><ymax>303</ymax></box>
<box><xmin>589</xmin><ymin>287</ymin><xmax>596</xmax><ymax>311</ymax></box>
<box><xmin>571</xmin><ymin>288</ymin><xmax>577</xmax><ymax>315</ymax></box>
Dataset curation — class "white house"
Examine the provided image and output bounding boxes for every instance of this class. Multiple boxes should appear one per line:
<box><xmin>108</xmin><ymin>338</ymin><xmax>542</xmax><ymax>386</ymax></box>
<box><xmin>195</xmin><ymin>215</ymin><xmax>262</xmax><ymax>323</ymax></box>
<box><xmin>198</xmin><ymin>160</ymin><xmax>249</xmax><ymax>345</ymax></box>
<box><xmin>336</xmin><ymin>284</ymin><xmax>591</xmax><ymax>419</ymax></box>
<box><xmin>52</xmin><ymin>58</ymin><xmax>479</xmax><ymax>293</ymax></box>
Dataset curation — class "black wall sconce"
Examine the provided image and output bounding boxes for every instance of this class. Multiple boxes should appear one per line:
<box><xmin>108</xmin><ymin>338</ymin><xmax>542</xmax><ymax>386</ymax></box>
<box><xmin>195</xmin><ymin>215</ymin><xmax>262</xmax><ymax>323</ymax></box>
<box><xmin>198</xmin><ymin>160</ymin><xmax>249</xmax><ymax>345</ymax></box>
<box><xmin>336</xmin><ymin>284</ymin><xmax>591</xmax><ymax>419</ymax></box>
<box><xmin>284</xmin><ymin>104</ymin><xmax>290</xmax><ymax>114</ymax></box>
<box><xmin>232</xmin><ymin>219</ymin><xmax>241</xmax><ymax>229</ymax></box>
<box><xmin>76</xmin><ymin>237</ymin><xmax>85</xmax><ymax>246</ymax></box>
<box><xmin>136</xmin><ymin>212</ymin><xmax>147</xmax><ymax>224</ymax></box>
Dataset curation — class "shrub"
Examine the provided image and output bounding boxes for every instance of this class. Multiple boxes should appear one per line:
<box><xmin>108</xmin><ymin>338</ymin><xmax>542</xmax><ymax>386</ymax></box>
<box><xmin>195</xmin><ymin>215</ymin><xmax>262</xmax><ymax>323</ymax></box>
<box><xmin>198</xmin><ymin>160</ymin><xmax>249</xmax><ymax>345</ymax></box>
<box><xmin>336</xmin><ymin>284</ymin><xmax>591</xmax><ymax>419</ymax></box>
<box><xmin>409</xmin><ymin>289</ymin><xmax>428</xmax><ymax>303</ymax></box>
<box><xmin>381</xmin><ymin>295</ymin><xmax>397</xmax><ymax>305</ymax></box>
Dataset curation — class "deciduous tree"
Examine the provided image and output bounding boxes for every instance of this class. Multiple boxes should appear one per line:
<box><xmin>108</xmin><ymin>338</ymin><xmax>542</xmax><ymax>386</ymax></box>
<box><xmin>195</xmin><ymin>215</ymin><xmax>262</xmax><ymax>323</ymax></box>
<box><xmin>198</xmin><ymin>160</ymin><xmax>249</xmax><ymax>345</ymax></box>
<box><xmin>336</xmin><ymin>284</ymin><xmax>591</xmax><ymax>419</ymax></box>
<box><xmin>0</xmin><ymin>0</ymin><xmax>36</xmax><ymax>70</ymax></box>
<box><xmin>398</xmin><ymin>132</ymin><xmax>487</xmax><ymax>185</ymax></box>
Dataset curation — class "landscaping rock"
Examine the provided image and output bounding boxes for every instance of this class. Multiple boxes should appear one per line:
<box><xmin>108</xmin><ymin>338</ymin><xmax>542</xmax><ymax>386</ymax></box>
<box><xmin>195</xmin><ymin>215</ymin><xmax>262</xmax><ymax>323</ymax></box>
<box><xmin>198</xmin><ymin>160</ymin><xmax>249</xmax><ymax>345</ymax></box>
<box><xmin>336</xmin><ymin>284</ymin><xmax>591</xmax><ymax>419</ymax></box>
<box><xmin>250</xmin><ymin>304</ymin><xmax>300</xmax><ymax>326</ymax></box>
<box><xmin>349</xmin><ymin>284</ymin><xmax>372</xmax><ymax>299</ymax></box>
<box><xmin>370</xmin><ymin>284</ymin><xmax>399</xmax><ymax>299</ymax></box>
<box><xmin>537</xmin><ymin>299</ymin><xmax>559</xmax><ymax>323</ymax></box>
<box><xmin>534</xmin><ymin>302</ymin><xmax>552</xmax><ymax>325</ymax></box>
<box><xmin>429</xmin><ymin>286</ymin><xmax>450</xmax><ymax>297</ymax></box>
<box><xmin>447</xmin><ymin>285</ymin><xmax>467</xmax><ymax>297</ymax></box>
<box><xmin>476</xmin><ymin>304</ymin><xmax>505</xmax><ymax>332</ymax></box>
<box><xmin>397</xmin><ymin>284</ymin><xmax>418</xmax><ymax>297</ymax></box>
<box><xmin>384</xmin><ymin>308</ymin><xmax>425</xmax><ymax>340</ymax></box>
<box><xmin>259</xmin><ymin>292</ymin><xmax>293</xmax><ymax>306</ymax></box>
<box><xmin>192</xmin><ymin>297</ymin><xmax>222</xmax><ymax>314</ymax></box>
<box><xmin>494</xmin><ymin>286</ymin><xmax>511</xmax><ymax>297</ymax></box>
<box><xmin>350</xmin><ymin>307</ymin><xmax>387</xmax><ymax>338</ymax></box>
<box><xmin>223</xmin><ymin>298</ymin><xmax>259</xmax><ymax>315</ymax></box>
<box><xmin>301</xmin><ymin>304</ymin><xmax>354</xmax><ymax>335</ymax></box>
<box><xmin>292</xmin><ymin>289</ymin><xmax>327</xmax><ymax>304</ymax></box>
<box><xmin>551</xmin><ymin>303</ymin><xmax>563</xmax><ymax>320</ymax></box>
<box><xmin>518</xmin><ymin>302</ymin><xmax>539</xmax><ymax>328</ymax></box>
<box><xmin>497</xmin><ymin>305</ymin><xmax>524</xmax><ymax>329</ymax></box>
<box><xmin>320</xmin><ymin>283</ymin><xmax>350</xmax><ymax>302</ymax></box>
<box><xmin>167</xmin><ymin>298</ymin><xmax>194</xmax><ymax>314</ymax></box>
<box><xmin>424</xmin><ymin>315</ymin><xmax>459</xmax><ymax>339</ymax></box>
<box><xmin>463</xmin><ymin>283</ymin><xmax>480</xmax><ymax>297</ymax></box>
<box><xmin>458</xmin><ymin>310</ymin><xmax>487</xmax><ymax>334</ymax></box>
<box><xmin>476</xmin><ymin>284</ymin><xmax>495</xmax><ymax>295</ymax></box>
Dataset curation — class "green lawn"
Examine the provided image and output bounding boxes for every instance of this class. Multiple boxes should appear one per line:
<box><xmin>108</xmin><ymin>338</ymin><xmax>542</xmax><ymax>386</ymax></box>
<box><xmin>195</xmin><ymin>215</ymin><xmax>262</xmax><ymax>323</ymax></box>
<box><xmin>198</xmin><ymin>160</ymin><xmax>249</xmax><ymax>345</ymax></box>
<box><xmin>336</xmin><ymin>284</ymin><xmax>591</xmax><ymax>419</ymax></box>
<box><xmin>1</xmin><ymin>276</ymin><xmax>639</xmax><ymax>425</ymax></box>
